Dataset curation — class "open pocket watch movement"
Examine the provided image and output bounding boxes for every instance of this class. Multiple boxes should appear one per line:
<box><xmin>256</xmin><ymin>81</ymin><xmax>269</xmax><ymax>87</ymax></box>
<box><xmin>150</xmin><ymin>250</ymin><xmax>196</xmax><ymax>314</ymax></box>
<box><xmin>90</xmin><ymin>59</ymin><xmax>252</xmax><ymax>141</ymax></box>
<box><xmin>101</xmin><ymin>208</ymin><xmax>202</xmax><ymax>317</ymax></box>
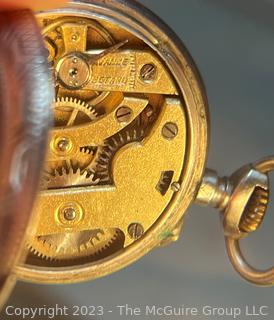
<box><xmin>10</xmin><ymin>0</ymin><xmax>274</xmax><ymax>288</ymax></box>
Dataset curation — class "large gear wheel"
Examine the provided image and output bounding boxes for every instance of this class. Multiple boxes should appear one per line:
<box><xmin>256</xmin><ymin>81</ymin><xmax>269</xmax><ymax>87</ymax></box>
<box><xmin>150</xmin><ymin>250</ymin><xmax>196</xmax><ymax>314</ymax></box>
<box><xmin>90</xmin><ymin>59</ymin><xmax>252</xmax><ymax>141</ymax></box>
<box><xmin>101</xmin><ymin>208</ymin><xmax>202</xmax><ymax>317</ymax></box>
<box><xmin>46</xmin><ymin>96</ymin><xmax>99</xmax><ymax>173</ymax></box>
<box><xmin>95</xmin><ymin>127</ymin><xmax>145</xmax><ymax>183</ymax></box>
<box><xmin>93</xmin><ymin>104</ymin><xmax>158</xmax><ymax>183</ymax></box>
<box><xmin>54</xmin><ymin>96</ymin><xmax>98</xmax><ymax>127</ymax></box>
<box><xmin>30</xmin><ymin>163</ymin><xmax>124</xmax><ymax>263</ymax></box>
<box><xmin>27</xmin><ymin>229</ymin><xmax>123</xmax><ymax>262</ymax></box>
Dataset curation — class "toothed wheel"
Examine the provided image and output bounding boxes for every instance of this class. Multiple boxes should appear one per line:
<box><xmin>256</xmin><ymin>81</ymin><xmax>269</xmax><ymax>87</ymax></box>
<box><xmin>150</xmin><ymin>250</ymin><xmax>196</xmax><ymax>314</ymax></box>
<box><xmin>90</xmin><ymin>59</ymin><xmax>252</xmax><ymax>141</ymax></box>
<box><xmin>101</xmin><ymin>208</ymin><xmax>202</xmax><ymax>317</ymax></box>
<box><xmin>28</xmin><ymin>229</ymin><xmax>123</xmax><ymax>262</ymax></box>
<box><xmin>30</xmin><ymin>162</ymin><xmax>124</xmax><ymax>262</ymax></box>
<box><xmin>95</xmin><ymin>127</ymin><xmax>145</xmax><ymax>183</ymax></box>
<box><xmin>46</xmin><ymin>96</ymin><xmax>99</xmax><ymax>173</ymax></box>
<box><xmin>54</xmin><ymin>96</ymin><xmax>98</xmax><ymax>127</ymax></box>
<box><xmin>44</xmin><ymin>163</ymin><xmax>100</xmax><ymax>189</ymax></box>
<box><xmin>92</xmin><ymin>104</ymin><xmax>157</xmax><ymax>183</ymax></box>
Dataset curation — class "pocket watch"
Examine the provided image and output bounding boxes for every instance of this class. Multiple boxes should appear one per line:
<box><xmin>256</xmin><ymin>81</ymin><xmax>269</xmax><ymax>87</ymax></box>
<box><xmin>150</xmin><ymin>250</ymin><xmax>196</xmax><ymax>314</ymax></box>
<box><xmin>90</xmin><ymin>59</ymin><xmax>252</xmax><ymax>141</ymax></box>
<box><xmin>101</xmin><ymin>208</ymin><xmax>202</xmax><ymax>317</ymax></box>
<box><xmin>11</xmin><ymin>0</ymin><xmax>274</xmax><ymax>288</ymax></box>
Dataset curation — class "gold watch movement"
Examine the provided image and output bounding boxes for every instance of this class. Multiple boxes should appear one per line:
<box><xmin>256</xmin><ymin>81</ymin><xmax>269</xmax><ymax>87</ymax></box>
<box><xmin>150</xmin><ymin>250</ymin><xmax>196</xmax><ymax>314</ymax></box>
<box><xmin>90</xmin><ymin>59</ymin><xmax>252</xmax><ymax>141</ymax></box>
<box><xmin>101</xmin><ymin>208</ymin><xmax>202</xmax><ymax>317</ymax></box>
<box><xmin>14</xmin><ymin>0</ymin><xmax>274</xmax><ymax>287</ymax></box>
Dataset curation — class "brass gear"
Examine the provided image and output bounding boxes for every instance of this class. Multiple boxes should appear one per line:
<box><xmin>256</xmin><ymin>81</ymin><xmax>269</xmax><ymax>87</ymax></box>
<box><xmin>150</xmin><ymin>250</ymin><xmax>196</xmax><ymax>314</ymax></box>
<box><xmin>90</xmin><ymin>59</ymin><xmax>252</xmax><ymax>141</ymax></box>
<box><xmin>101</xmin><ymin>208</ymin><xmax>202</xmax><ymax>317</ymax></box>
<box><xmin>95</xmin><ymin>127</ymin><xmax>145</xmax><ymax>183</ymax></box>
<box><xmin>31</xmin><ymin>163</ymin><xmax>124</xmax><ymax>261</ymax></box>
<box><xmin>54</xmin><ymin>96</ymin><xmax>98</xmax><ymax>127</ymax></box>
<box><xmin>46</xmin><ymin>96</ymin><xmax>99</xmax><ymax>173</ymax></box>
<box><xmin>27</xmin><ymin>228</ymin><xmax>123</xmax><ymax>262</ymax></box>
<box><xmin>92</xmin><ymin>104</ymin><xmax>158</xmax><ymax>183</ymax></box>
<box><xmin>44</xmin><ymin>163</ymin><xmax>100</xmax><ymax>189</ymax></box>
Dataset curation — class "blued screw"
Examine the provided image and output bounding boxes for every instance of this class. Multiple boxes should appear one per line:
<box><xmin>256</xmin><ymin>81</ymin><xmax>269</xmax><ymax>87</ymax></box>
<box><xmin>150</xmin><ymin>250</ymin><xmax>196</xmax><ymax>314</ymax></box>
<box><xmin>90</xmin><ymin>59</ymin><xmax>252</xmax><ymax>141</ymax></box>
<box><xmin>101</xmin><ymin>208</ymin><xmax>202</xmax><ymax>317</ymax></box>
<box><xmin>128</xmin><ymin>223</ymin><xmax>144</xmax><ymax>240</ymax></box>
<box><xmin>162</xmin><ymin>122</ymin><xmax>178</xmax><ymax>140</ymax></box>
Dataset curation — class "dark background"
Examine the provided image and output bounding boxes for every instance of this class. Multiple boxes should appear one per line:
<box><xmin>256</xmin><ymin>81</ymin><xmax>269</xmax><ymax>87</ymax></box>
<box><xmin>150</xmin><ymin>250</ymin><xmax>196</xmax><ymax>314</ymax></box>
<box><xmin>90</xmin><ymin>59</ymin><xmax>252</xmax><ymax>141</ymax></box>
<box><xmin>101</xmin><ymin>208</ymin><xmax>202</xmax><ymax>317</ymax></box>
<box><xmin>3</xmin><ymin>1</ymin><xmax>274</xmax><ymax>319</ymax></box>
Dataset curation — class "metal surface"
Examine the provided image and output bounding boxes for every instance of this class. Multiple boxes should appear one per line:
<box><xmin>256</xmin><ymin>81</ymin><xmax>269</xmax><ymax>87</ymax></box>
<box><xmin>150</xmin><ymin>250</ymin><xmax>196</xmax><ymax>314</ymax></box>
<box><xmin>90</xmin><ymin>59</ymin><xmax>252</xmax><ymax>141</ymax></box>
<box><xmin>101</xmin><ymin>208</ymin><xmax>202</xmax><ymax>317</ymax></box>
<box><xmin>4</xmin><ymin>1</ymin><xmax>274</xmax><ymax>315</ymax></box>
<box><xmin>226</xmin><ymin>157</ymin><xmax>274</xmax><ymax>286</ymax></box>
<box><xmin>196</xmin><ymin>165</ymin><xmax>268</xmax><ymax>238</ymax></box>
<box><xmin>0</xmin><ymin>10</ymin><xmax>53</xmax><ymax>305</ymax></box>
<box><xmin>15</xmin><ymin>0</ymin><xmax>208</xmax><ymax>284</ymax></box>
<box><xmin>7</xmin><ymin>0</ymin><xmax>273</xmax><ymax>291</ymax></box>
<box><xmin>196</xmin><ymin>156</ymin><xmax>274</xmax><ymax>285</ymax></box>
